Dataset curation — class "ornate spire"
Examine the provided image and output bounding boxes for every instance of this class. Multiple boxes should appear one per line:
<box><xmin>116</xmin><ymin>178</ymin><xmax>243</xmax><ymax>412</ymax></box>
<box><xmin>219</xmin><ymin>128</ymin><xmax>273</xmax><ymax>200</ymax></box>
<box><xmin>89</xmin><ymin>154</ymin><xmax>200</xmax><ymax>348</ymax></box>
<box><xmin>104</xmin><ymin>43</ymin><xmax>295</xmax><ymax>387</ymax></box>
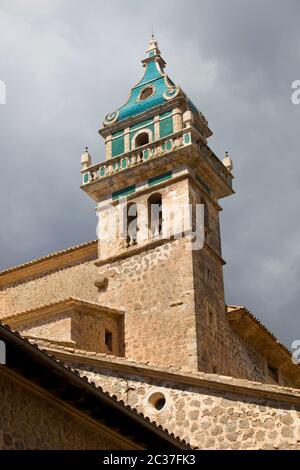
<box><xmin>142</xmin><ymin>35</ymin><xmax>166</xmax><ymax>72</ymax></box>
<box><xmin>146</xmin><ymin>35</ymin><xmax>160</xmax><ymax>56</ymax></box>
<box><xmin>102</xmin><ymin>37</ymin><xmax>178</xmax><ymax>126</ymax></box>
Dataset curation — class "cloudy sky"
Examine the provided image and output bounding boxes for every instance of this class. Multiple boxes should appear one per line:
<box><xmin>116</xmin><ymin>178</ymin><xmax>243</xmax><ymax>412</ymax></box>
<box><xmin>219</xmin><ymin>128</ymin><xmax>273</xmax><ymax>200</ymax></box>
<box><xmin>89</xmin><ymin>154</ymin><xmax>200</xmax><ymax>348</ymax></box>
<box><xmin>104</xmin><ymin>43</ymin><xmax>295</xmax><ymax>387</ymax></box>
<box><xmin>0</xmin><ymin>0</ymin><xmax>299</xmax><ymax>348</ymax></box>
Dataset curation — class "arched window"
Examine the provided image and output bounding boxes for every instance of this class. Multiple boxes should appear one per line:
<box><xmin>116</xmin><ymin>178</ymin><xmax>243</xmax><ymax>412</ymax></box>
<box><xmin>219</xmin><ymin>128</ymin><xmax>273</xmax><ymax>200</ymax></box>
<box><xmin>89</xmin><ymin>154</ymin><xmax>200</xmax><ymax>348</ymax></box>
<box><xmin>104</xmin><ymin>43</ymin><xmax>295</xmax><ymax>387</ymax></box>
<box><xmin>124</xmin><ymin>202</ymin><xmax>138</xmax><ymax>247</ymax></box>
<box><xmin>148</xmin><ymin>193</ymin><xmax>162</xmax><ymax>238</ymax></box>
<box><xmin>135</xmin><ymin>132</ymin><xmax>149</xmax><ymax>148</ymax></box>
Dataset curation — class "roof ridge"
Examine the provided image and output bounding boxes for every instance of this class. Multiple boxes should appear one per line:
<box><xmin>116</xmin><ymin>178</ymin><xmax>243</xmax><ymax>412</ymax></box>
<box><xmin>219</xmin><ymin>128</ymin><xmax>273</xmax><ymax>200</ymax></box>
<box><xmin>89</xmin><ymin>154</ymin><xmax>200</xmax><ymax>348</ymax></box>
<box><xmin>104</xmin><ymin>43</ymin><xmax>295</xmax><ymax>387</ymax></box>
<box><xmin>31</xmin><ymin>341</ymin><xmax>300</xmax><ymax>397</ymax></box>
<box><xmin>226</xmin><ymin>304</ymin><xmax>293</xmax><ymax>356</ymax></box>
<box><xmin>0</xmin><ymin>239</ymin><xmax>97</xmax><ymax>277</ymax></box>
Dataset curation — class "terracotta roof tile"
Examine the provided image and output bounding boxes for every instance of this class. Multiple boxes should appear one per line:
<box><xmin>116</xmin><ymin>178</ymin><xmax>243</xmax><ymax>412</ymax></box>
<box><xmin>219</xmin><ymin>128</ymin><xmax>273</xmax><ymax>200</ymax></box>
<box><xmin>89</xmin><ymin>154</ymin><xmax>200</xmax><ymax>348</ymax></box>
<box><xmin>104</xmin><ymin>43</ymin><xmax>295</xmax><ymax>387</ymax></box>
<box><xmin>227</xmin><ymin>304</ymin><xmax>293</xmax><ymax>356</ymax></box>
<box><xmin>0</xmin><ymin>321</ymin><xmax>191</xmax><ymax>449</ymax></box>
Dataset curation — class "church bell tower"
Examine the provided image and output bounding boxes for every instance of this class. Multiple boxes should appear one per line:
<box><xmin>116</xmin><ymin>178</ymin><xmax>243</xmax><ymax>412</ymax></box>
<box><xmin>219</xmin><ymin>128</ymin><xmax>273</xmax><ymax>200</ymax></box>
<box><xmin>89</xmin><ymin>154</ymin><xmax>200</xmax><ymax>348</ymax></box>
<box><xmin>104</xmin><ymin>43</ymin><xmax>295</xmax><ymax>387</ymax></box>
<box><xmin>80</xmin><ymin>37</ymin><xmax>234</xmax><ymax>372</ymax></box>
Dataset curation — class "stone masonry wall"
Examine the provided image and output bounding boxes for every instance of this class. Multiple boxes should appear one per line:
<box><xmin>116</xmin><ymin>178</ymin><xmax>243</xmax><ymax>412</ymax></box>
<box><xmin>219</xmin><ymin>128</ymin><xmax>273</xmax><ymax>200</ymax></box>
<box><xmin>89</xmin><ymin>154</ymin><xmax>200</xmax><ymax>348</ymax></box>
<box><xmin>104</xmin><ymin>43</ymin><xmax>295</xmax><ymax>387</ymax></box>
<box><xmin>97</xmin><ymin>237</ymin><xmax>198</xmax><ymax>370</ymax></box>
<box><xmin>0</xmin><ymin>174</ymin><xmax>293</xmax><ymax>385</ymax></box>
<box><xmin>0</xmin><ymin>259</ymin><xmax>99</xmax><ymax>318</ymax></box>
<box><xmin>0</xmin><ymin>370</ymin><xmax>132</xmax><ymax>450</ymax></box>
<box><xmin>17</xmin><ymin>311</ymin><xmax>123</xmax><ymax>356</ymax></box>
<box><xmin>20</xmin><ymin>313</ymin><xmax>72</xmax><ymax>342</ymax></box>
<box><xmin>72</xmin><ymin>311</ymin><xmax>124</xmax><ymax>356</ymax></box>
<box><xmin>96</xmin><ymin>178</ymin><xmax>199</xmax><ymax>370</ymax></box>
<box><xmin>193</xmin><ymin>246</ymin><xmax>268</xmax><ymax>382</ymax></box>
<box><xmin>70</xmin><ymin>362</ymin><xmax>300</xmax><ymax>450</ymax></box>
<box><xmin>189</xmin><ymin>179</ymin><xmax>269</xmax><ymax>383</ymax></box>
<box><xmin>0</xmin><ymin>240</ymin><xmax>285</xmax><ymax>384</ymax></box>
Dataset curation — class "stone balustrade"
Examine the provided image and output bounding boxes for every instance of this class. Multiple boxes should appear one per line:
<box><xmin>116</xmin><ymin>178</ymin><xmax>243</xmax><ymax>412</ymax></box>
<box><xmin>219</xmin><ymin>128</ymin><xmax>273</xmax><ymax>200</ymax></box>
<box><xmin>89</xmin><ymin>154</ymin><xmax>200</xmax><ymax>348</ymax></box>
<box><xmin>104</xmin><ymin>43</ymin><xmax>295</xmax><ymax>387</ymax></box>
<box><xmin>81</xmin><ymin>128</ymin><xmax>232</xmax><ymax>189</ymax></box>
<box><xmin>198</xmin><ymin>141</ymin><xmax>233</xmax><ymax>188</ymax></box>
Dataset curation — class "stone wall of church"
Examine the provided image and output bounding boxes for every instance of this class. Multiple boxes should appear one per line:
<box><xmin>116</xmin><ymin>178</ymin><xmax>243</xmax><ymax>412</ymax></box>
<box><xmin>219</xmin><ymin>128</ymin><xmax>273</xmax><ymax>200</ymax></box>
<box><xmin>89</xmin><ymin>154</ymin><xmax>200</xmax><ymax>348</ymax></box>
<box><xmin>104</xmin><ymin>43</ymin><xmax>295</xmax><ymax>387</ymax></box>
<box><xmin>0</xmin><ymin>259</ymin><xmax>99</xmax><ymax>318</ymax></box>
<box><xmin>95</xmin><ymin>177</ymin><xmax>202</xmax><ymax>371</ymax></box>
<box><xmin>17</xmin><ymin>311</ymin><xmax>123</xmax><ymax>356</ymax></box>
<box><xmin>0</xmin><ymin>228</ymin><xmax>290</xmax><ymax>385</ymax></box>
<box><xmin>97</xmin><ymin>236</ymin><xmax>198</xmax><ymax>370</ymax></box>
<box><xmin>69</xmin><ymin>361</ymin><xmax>300</xmax><ymax>450</ymax></box>
<box><xmin>72</xmin><ymin>311</ymin><xmax>124</xmax><ymax>356</ymax></box>
<box><xmin>0</xmin><ymin>370</ymin><xmax>133</xmax><ymax>450</ymax></box>
<box><xmin>189</xmin><ymin>179</ymin><xmax>270</xmax><ymax>383</ymax></box>
<box><xmin>193</xmin><ymin>246</ymin><xmax>268</xmax><ymax>382</ymax></box>
<box><xmin>0</xmin><ymin>172</ymin><xmax>292</xmax><ymax>383</ymax></box>
<box><xmin>20</xmin><ymin>313</ymin><xmax>72</xmax><ymax>342</ymax></box>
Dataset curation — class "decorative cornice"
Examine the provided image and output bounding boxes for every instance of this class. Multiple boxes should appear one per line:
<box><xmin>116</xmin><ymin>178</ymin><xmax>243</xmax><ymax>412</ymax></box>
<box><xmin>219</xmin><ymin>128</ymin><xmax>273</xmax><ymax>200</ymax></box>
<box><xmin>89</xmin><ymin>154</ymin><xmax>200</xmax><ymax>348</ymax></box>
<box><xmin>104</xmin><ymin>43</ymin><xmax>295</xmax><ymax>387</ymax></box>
<box><xmin>95</xmin><ymin>236</ymin><xmax>188</xmax><ymax>268</ymax></box>
<box><xmin>38</xmin><ymin>345</ymin><xmax>300</xmax><ymax>406</ymax></box>
<box><xmin>99</xmin><ymin>98</ymin><xmax>181</xmax><ymax>137</ymax></box>
<box><xmin>1</xmin><ymin>297</ymin><xmax>124</xmax><ymax>328</ymax></box>
<box><xmin>82</xmin><ymin>132</ymin><xmax>233</xmax><ymax>202</ymax></box>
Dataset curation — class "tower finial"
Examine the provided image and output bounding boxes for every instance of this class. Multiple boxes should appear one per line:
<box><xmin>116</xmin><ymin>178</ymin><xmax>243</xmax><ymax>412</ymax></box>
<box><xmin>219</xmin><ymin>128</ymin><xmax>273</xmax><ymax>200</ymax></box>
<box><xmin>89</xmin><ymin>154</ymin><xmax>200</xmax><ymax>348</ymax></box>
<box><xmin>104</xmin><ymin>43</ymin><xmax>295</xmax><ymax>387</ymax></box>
<box><xmin>222</xmin><ymin>151</ymin><xmax>233</xmax><ymax>172</ymax></box>
<box><xmin>146</xmin><ymin>33</ymin><xmax>160</xmax><ymax>55</ymax></box>
<box><xmin>81</xmin><ymin>146</ymin><xmax>92</xmax><ymax>169</ymax></box>
<box><xmin>144</xmin><ymin>33</ymin><xmax>165</xmax><ymax>71</ymax></box>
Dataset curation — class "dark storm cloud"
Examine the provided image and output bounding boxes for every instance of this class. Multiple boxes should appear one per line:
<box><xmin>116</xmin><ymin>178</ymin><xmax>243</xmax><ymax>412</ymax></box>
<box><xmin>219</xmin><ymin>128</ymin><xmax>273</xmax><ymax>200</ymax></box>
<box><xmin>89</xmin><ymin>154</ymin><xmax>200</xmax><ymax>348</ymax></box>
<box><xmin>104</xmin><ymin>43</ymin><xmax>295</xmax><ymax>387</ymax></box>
<box><xmin>0</xmin><ymin>0</ymin><xmax>300</xmax><ymax>348</ymax></box>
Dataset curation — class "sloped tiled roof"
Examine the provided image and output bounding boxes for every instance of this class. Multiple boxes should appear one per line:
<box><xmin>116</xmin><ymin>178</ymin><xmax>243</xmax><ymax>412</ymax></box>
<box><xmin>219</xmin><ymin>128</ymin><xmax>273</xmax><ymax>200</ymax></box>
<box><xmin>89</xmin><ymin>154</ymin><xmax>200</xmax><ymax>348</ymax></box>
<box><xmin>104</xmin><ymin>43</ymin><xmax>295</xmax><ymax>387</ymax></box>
<box><xmin>227</xmin><ymin>305</ymin><xmax>300</xmax><ymax>387</ymax></box>
<box><xmin>0</xmin><ymin>321</ymin><xmax>191</xmax><ymax>450</ymax></box>
<box><xmin>28</xmin><ymin>337</ymin><xmax>300</xmax><ymax>405</ymax></box>
<box><xmin>0</xmin><ymin>240</ymin><xmax>97</xmax><ymax>277</ymax></box>
<box><xmin>227</xmin><ymin>305</ymin><xmax>292</xmax><ymax>356</ymax></box>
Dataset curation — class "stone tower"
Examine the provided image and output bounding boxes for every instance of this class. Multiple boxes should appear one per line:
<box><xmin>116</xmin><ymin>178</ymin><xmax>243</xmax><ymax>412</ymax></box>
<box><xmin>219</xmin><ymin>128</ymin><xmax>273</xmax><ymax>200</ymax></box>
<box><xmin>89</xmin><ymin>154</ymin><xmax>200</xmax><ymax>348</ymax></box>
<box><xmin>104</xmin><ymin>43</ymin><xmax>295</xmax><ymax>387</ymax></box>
<box><xmin>80</xmin><ymin>37</ymin><xmax>234</xmax><ymax>373</ymax></box>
